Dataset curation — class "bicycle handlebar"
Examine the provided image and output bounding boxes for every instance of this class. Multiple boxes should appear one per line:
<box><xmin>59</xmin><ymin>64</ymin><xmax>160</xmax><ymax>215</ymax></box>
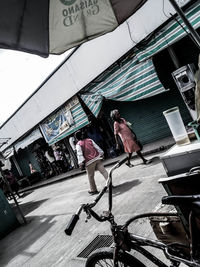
<box><xmin>65</xmin><ymin>203</ymin><xmax>107</xmax><ymax>235</ymax></box>
<box><xmin>65</xmin><ymin>205</ymin><xmax>84</xmax><ymax>236</ymax></box>
<box><xmin>65</xmin><ymin>214</ymin><xmax>79</xmax><ymax>236</ymax></box>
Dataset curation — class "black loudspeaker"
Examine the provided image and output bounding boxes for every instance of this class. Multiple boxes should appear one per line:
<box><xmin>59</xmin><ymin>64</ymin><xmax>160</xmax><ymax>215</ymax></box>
<box><xmin>172</xmin><ymin>64</ymin><xmax>196</xmax><ymax>111</ymax></box>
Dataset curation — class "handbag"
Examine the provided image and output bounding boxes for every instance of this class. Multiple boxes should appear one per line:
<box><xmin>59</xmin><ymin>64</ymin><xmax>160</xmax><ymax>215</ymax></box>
<box><xmin>127</xmin><ymin>122</ymin><xmax>143</xmax><ymax>151</ymax></box>
<box><xmin>135</xmin><ymin>139</ymin><xmax>143</xmax><ymax>151</ymax></box>
<box><xmin>126</xmin><ymin>121</ymin><xmax>137</xmax><ymax>139</ymax></box>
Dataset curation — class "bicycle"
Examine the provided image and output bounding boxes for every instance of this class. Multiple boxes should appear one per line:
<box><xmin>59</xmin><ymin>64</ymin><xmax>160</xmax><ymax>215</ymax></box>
<box><xmin>65</xmin><ymin>157</ymin><xmax>200</xmax><ymax>267</ymax></box>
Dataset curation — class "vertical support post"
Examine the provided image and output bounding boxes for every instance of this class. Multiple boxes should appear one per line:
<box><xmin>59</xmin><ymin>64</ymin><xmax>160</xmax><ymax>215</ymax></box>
<box><xmin>167</xmin><ymin>46</ymin><xmax>181</xmax><ymax>69</ymax></box>
<box><xmin>63</xmin><ymin>138</ymin><xmax>78</xmax><ymax>169</ymax></box>
<box><xmin>12</xmin><ymin>155</ymin><xmax>23</xmax><ymax>176</ymax></box>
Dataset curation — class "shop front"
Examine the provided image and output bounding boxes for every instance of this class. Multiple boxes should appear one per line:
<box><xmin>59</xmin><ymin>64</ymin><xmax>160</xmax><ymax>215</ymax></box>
<box><xmin>78</xmin><ymin>2</ymin><xmax>199</xmax><ymax>145</ymax></box>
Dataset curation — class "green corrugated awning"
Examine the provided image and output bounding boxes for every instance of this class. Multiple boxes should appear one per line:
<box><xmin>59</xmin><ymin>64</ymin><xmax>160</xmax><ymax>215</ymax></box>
<box><xmin>81</xmin><ymin>58</ymin><xmax>166</xmax><ymax>117</ymax></box>
<box><xmin>80</xmin><ymin>94</ymin><xmax>104</xmax><ymax>118</ymax></box>
<box><xmin>134</xmin><ymin>3</ymin><xmax>200</xmax><ymax>62</ymax></box>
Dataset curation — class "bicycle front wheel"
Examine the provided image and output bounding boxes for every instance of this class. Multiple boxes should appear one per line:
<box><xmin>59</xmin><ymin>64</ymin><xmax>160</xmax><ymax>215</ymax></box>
<box><xmin>85</xmin><ymin>247</ymin><xmax>146</xmax><ymax>267</ymax></box>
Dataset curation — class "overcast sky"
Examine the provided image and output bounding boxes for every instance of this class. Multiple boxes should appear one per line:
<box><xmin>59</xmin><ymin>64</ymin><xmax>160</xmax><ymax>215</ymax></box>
<box><xmin>0</xmin><ymin>49</ymin><xmax>70</xmax><ymax>126</ymax></box>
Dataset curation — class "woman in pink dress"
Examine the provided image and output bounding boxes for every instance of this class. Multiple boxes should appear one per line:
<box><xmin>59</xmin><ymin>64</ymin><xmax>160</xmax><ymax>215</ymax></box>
<box><xmin>110</xmin><ymin>109</ymin><xmax>149</xmax><ymax>167</ymax></box>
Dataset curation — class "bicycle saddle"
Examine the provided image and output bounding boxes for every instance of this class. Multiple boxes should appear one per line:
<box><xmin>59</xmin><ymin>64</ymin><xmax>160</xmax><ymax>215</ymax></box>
<box><xmin>162</xmin><ymin>194</ymin><xmax>200</xmax><ymax>216</ymax></box>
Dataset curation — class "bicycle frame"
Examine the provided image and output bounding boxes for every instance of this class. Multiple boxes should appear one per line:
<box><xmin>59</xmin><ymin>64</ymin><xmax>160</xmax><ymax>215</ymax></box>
<box><xmin>65</xmin><ymin>158</ymin><xmax>200</xmax><ymax>267</ymax></box>
<box><xmin>93</xmin><ymin>206</ymin><xmax>200</xmax><ymax>267</ymax></box>
<box><xmin>125</xmin><ymin>213</ymin><xmax>200</xmax><ymax>267</ymax></box>
<box><xmin>127</xmin><ymin>234</ymin><xmax>199</xmax><ymax>267</ymax></box>
<box><xmin>93</xmin><ymin>160</ymin><xmax>200</xmax><ymax>266</ymax></box>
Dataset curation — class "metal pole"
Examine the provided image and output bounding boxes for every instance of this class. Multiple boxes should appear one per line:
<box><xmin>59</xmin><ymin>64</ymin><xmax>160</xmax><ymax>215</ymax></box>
<box><xmin>12</xmin><ymin>155</ymin><xmax>23</xmax><ymax>176</ymax></box>
<box><xmin>168</xmin><ymin>0</ymin><xmax>200</xmax><ymax>49</ymax></box>
<box><xmin>167</xmin><ymin>46</ymin><xmax>181</xmax><ymax>68</ymax></box>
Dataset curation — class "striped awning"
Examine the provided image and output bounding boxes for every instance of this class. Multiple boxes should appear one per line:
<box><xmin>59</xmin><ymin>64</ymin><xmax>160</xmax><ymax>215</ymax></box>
<box><xmin>80</xmin><ymin>58</ymin><xmax>166</xmax><ymax>117</ymax></box>
<box><xmin>14</xmin><ymin>128</ymin><xmax>43</xmax><ymax>152</ymax></box>
<box><xmin>134</xmin><ymin>3</ymin><xmax>200</xmax><ymax>62</ymax></box>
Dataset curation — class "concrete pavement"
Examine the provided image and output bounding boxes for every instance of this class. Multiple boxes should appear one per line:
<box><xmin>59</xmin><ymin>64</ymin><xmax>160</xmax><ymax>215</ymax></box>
<box><xmin>0</xmin><ymin>137</ymin><xmax>176</xmax><ymax>267</ymax></box>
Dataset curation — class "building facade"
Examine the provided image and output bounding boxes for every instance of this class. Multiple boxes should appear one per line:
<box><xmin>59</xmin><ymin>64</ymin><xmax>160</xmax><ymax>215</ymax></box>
<box><xmin>0</xmin><ymin>0</ymin><xmax>199</xmax><ymax>179</ymax></box>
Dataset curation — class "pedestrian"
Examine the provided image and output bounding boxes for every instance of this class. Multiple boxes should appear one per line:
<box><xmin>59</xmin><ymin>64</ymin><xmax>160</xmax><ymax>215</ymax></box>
<box><xmin>53</xmin><ymin>146</ymin><xmax>66</xmax><ymax>173</ymax></box>
<box><xmin>69</xmin><ymin>135</ymin><xmax>76</xmax><ymax>153</ymax></box>
<box><xmin>75</xmin><ymin>130</ymin><xmax>108</xmax><ymax>195</ymax></box>
<box><xmin>86</xmin><ymin>124</ymin><xmax>108</xmax><ymax>158</ymax></box>
<box><xmin>29</xmin><ymin>161</ymin><xmax>37</xmax><ymax>174</ymax></box>
<box><xmin>3</xmin><ymin>169</ymin><xmax>21</xmax><ymax>198</ymax></box>
<box><xmin>44</xmin><ymin>149</ymin><xmax>59</xmax><ymax>175</ymax></box>
<box><xmin>110</xmin><ymin>109</ymin><xmax>150</xmax><ymax>167</ymax></box>
<box><xmin>68</xmin><ymin>135</ymin><xmax>77</xmax><ymax>168</ymax></box>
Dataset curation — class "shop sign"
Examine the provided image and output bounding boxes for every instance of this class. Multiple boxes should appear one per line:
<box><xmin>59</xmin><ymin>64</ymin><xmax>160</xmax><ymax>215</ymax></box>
<box><xmin>40</xmin><ymin>97</ymin><xmax>78</xmax><ymax>143</ymax></box>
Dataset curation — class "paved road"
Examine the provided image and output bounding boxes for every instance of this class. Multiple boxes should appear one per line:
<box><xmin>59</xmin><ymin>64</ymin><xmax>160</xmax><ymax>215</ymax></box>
<box><xmin>0</xmin><ymin>152</ymin><xmax>179</xmax><ymax>267</ymax></box>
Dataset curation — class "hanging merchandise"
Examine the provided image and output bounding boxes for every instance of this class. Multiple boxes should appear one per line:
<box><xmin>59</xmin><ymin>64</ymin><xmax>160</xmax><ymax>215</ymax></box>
<box><xmin>62</xmin><ymin>96</ymin><xmax>79</xmax><ymax>125</ymax></box>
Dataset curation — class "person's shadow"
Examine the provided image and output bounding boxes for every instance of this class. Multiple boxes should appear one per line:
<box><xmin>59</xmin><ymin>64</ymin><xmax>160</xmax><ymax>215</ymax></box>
<box><xmin>111</xmin><ymin>179</ymin><xmax>141</xmax><ymax>196</ymax></box>
<box><xmin>11</xmin><ymin>199</ymin><xmax>49</xmax><ymax>216</ymax></box>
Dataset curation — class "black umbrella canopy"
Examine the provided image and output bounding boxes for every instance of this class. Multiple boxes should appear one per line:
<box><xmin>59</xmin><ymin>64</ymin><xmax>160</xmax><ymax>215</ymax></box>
<box><xmin>0</xmin><ymin>0</ymin><xmax>147</xmax><ymax>57</ymax></box>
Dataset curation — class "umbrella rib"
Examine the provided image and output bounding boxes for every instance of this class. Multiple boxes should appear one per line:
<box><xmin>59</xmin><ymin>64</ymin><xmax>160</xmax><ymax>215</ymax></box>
<box><xmin>17</xmin><ymin>0</ymin><xmax>28</xmax><ymax>46</ymax></box>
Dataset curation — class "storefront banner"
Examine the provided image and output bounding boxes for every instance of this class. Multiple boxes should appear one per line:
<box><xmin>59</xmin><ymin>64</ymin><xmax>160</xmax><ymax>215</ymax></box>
<box><xmin>48</xmin><ymin>100</ymin><xmax>89</xmax><ymax>145</ymax></box>
<box><xmin>40</xmin><ymin>108</ymin><xmax>75</xmax><ymax>143</ymax></box>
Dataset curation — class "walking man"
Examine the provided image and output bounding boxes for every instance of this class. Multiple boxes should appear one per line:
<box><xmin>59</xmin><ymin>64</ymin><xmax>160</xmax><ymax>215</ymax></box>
<box><xmin>75</xmin><ymin>130</ymin><xmax>108</xmax><ymax>195</ymax></box>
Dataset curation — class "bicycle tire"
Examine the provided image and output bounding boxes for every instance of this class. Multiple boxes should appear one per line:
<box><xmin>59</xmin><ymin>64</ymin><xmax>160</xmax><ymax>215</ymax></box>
<box><xmin>85</xmin><ymin>247</ymin><xmax>146</xmax><ymax>267</ymax></box>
